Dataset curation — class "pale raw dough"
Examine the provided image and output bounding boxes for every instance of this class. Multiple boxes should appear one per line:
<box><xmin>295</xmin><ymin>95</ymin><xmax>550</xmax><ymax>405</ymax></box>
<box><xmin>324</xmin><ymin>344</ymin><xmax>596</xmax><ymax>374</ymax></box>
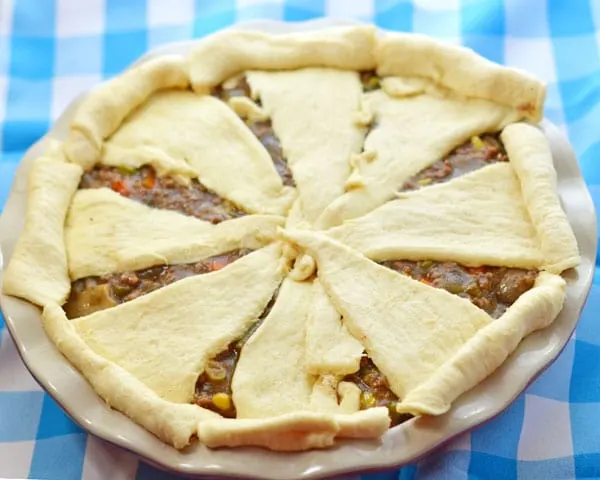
<box><xmin>316</xmin><ymin>89</ymin><xmax>521</xmax><ymax>227</ymax></box>
<box><xmin>189</xmin><ymin>26</ymin><xmax>377</xmax><ymax>93</ymax></box>
<box><xmin>100</xmin><ymin>144</ymin><xmax>198</xmax><ymax>185</ymax></box>
<box><xmin>232</xmin><ymin>278</ymin><xmax>339</xmax><ymax>418</ymax></box>
<box><xmin>72</xmin><ymin>245</ymin><xmax>284</xmax><ymax>404</ymax></box>
<box><xmin>288</xmin><ymin>253</ymin><xmax>316</xmax><ymax>281</ymax></box>
<box><xmin>501</xmin><ymin>123</ymin><xmax>580</xmax><ymax>273</ymax></box>
<box><xmin>247</xmin><ymin>68</ymin><xmax>366</xmax><ymax>222</ymax></box>
<box><xmin>105</xmin><ymin>90</ymin><xmax>295</xmax><ymax>216</ymax></box>
<box><xmin>326</xmin><ymin>163</ymin><xmax>544</xmax><ymax>269</ymax></box>
<box><xmin>376</xmin><ymin>32</ymin><xmax>546</xmax><ymax>121</ymax></box>
<box><xmin>196</xmin><ymin>408</ymin><xmax>389</xmax><ymax>451</ymax></box>
<box><xmin>200</xmin><ymin>412</ymin><xmax>340</xmax><ymax>451</ymax></box>
<box><xmin>233</xmin><ymin>277</ymin><xmax>367</xmax><ymax>421</ymax></box>
<box><xmin>397</xmin><ymin>272</ymin><xmax>566</xmax><ymax>415</ymax></box>
<box><xmin>3</xmin><ymin>150</ymin><xmax>83</xmax><ymax>306</ymax></box>
<box><xmin>227</xmin><ymin>96</ymin><xmax>268</xmax><ymax>122</ymax></box>
<box><xmin>65</xmin><ymin>188</ymin><xmax>285</xmax><ymax>280</ymax></box>
<box><xmin>338</xmin><ymin>382</ymin><xmax>362</xmax><ymax>413</ymax></box>
<box><xmin>305</xmin><ymin>279</ymin><xmax>364</xmax><ymax>376</ymax></box>
<box><xmin>310</xmin><ymin>375</ymin><xmax>347</xmax><ymax>413</ymax></box>
<box><xmin>284</xmin><ymin>197</ymin><xmax>307</xmax><ymax>228</ymax></box>
<box><xmin>282</xmin><ymin>229</ymin><xmax>491</xmax><ymax>403</ymax></box>
<box><xmin>64</xmin><ymin>56</ymin><xmax>190</xmax><ymax>169</ymax></box>
<box><xmin>42</xmin><ymin>303</ymin><xmax>219</xmax><ymax>449</ymax></box>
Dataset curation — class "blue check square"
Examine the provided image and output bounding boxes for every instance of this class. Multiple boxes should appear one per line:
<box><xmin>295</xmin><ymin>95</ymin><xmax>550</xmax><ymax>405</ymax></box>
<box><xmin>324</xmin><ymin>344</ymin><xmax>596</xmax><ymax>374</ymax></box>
<box><xmin>29</xmin><ymin>434</ymin><xmax>87</xmax><ymax>480</ymax></box>
<box><xmin>0</xmin><ymin>392</ymin><xmax>44</xmax><ymax>442</ymax></box>
<box><xmin>103</xmin><ymin>30</ymin><xmax>148</xmax><ymax>76</ymax></box>
<box><xmin>55</xmin><ymin>36</ymin><xmax>102</xmax><ymax>76</ymax></box>
<box><xmin>461</xmin><ymin>0</ymin><xmax>505</xmax><ymax>36</ymax></box>
<box><xmin>9</xmin><ymin>37</ymin><xmax>54</xmax><ymax>80</ymax></box>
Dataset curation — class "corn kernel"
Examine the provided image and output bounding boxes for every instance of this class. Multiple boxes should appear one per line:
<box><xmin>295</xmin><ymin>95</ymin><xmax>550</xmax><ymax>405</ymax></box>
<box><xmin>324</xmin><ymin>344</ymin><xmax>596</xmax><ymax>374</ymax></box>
<box><xmin>212</xmin><ymin>392</ymin><xmax>232</xmax><ymax>411</ymax></box>
<box><xmin>360</xmin><ymin>391</ymin><xmax>377</xmax><ymax>409</ymax></box>
<box><xmin>470</xmin><ymin>135</ymin><xmax>484</xmax><ymax>150</ymax></box>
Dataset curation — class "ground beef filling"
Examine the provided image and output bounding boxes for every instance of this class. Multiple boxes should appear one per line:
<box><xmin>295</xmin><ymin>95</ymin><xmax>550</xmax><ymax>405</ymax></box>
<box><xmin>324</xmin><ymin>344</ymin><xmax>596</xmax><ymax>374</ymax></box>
<box><xmin>192</xmin><ymin>288</ymin><xmax>279</xmax><ymax>417</ymax></box>
<box><xmin>381</xmin><ymin>260</ymin><xmax>538</xmax><ymax>319</ymax></box>
<box><xmin>402</xmin><ymin>133</ymin><xmax>509</xmax><ymax>191</ymax></box>
<box><xmin>80</xmin><ymin>165</ymin><xmax>245</xmax><ymax>223</ymax></box>
<box><xmin>344</xmin><ymin>356</ymin><xmax>412</xmax><ymax>427</ymax></box>
<box><xmin>212</xmin><ymin>76</ymin><xmax>295</xmax><ymax>187</ymax></box>
<box><xmin>64</xmin><ymin>250</ymin><xmax>251</xmax><ymax>319</ymax></box>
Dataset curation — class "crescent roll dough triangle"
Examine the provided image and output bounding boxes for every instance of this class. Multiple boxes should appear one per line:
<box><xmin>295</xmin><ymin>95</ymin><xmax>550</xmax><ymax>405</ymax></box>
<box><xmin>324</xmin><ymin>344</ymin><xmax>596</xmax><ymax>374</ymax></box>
<box><xmin>66</xmin><ymin>188</ymin><xmax>285</xmax><ymax>279</ymax></box>
<box><xmin>232</xmin><ymin>278</ymin><xmax>316</xmax><ymax>419</ymax></box>
<box><xmin>246</xmin><ymin>68</ymin><xmax>366</xmax><ymax>223</ymax></box>
<box><xmin>305</xmin><ymin>279</ymin><xmax>364</xmax><ymax>376</ymax></box>
<box><xmin>327</xmin><ymin>163</ymin><xmax>543</xmax><ymax>269</ymax></box>
<box><xmin>233</xmin><ymin>278</ymin><xmax>358</xmax><ymax>419</ymax></box>
<box><xmin>106</xmin><ymin>90</ymin><xmax>295</xmax><ymax>216</ymax></box>
<box><xmin>70</xmin><ymin>244</ymin><xmax>284</xmax><ymax>404</ymax></box>
<box><xmin>232</xmin><ymin>277</ymin><xmax>365</xmax><ymax>418</ymax></box>
<box><xmin>42</xmin><ymin>302</ymin><xmax>220</xmax><ymax>450</ymax></box>
<box><xmin>316</xmin><ymin>88</ymin><xmax>522</xmax><ymax>227</ymax></box>
<box><xmin>397</xmin><ymin>270</ymin><xmax>565</xmax><ymax>415</ymax></box>
<box><xmin>64</xmin><ymin>55</ymin><xmax>190</xmax><ymax>169</ymax></box>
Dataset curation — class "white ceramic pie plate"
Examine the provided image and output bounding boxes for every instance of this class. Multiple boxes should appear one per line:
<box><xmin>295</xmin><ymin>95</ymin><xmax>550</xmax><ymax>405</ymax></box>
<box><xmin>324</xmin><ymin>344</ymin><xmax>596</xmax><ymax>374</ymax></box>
<box><xmin>0</xmin><ymin>19</ymin><xmax>597</xmax><ymax>480</ymax></box>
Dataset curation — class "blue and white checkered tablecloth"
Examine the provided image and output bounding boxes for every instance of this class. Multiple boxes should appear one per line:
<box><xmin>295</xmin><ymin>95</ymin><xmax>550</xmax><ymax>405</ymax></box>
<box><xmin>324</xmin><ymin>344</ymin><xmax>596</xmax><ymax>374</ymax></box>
<box><xmin>1</xmin><ymin>0</ymin><xmax>599</xmax><ymax>479</ymax></box>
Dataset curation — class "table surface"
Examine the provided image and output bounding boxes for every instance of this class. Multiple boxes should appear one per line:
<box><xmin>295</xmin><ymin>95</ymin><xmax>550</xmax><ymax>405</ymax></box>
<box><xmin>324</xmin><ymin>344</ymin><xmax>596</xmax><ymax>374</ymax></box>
<box><xmin>1</xmin><ymin>0</ymin><xmax>600</xmax><ymax>479</ymax></box>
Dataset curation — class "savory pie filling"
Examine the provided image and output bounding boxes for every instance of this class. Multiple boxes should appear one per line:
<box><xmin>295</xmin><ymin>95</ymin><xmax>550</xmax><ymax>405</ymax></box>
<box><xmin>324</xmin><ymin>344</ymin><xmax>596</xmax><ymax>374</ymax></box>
<box><xmin>381</xmin><ymin>260</ymin><xmax>538</xmax><ymax>319</ymax></box>
<box><xmin>344</xmin><ymin>356</ymin><xmax>412</xmax><ymax>427</ymax></box>
<box><xmin>193</xmin><ymin>288</ymin><xmax>279</xmax><ymax>417</ymax></box>
<box><xmin>360</xmin><ymin>70</ymin><xmax>381</xmax><ymax>92</ymax></box>
<box><xmin>213</xmin><ymin>77</ymin><xmax>294</xmax><ymax>187</ymax></box>
<box><xmin>65</xmin><ymin>249</ymin><xmax>251</xmax><ymax>319</ymax></box>
<box><xmin>80</xmin><ymin>165</ymin><xmax>246</xmax><ymax>223</ymax></box>
<box><xmin>402</xmin><ymin>133</ymin><xmax>508</xmax><ymax>191</ymax></box>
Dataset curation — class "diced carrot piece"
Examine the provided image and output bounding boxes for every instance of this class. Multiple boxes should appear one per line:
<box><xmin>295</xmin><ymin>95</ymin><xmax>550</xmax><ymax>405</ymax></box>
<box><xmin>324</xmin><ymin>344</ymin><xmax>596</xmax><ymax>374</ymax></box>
<box><xmin>466</xmin><ymin>266</ymin><xmax>488</xmax><ymax>275</ymax></box>
<box><xmin>142</xmin><ymin>173</ymin><xmax>156</xmax><ymax>189</ymax></box>
<box><xmin>210</xmin><ymin>259</ymin><xmax>229</xmax><ymax>271</ymax></box>
<box><xmin>111</xmin><ymin>180</ymin><xmax>130</xmax><ymax>196</ymax></box>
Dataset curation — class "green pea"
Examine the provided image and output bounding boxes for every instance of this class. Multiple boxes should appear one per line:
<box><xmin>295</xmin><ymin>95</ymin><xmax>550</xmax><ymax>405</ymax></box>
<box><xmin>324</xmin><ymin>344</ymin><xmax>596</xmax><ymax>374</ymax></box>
<box><xmin>364</xmin><ymin>76</ymin><xmax>381</xmax><ymax>91</ymax></box>
<box><xmin>386</xmin><ymin>401</ymin><xmax>412</xmax><ymax>426</ymax></box>
<box><xmin>420</xmin><ymin>260</ymin><xmax>433</xmax><ymax>269</ymax></box>
<box><xmin>443</xmin><ymin>281</ymin><xmax>466</xmax><ymax>294</ymax></box>
<box><xmin>117</xmin><ymin>165</ymin><xmax>138</xmax><ymax>175</ymax></box>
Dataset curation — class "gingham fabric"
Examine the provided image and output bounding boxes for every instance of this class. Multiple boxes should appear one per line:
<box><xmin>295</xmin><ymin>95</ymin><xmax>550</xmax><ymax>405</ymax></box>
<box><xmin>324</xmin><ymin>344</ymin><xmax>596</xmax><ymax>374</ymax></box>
<box><xmin>0</xmin><ymin>1</ymin><xmax>598</xmax><ymax>479</ymax></box>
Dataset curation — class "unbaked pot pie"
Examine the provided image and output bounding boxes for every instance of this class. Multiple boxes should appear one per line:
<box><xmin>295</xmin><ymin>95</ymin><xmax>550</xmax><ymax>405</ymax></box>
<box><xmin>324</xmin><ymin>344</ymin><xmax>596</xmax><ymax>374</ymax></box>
<box><xmin>3</xmin><ymin>26</ymin><xmax>580</xmax><ymax>452</ymax></box>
